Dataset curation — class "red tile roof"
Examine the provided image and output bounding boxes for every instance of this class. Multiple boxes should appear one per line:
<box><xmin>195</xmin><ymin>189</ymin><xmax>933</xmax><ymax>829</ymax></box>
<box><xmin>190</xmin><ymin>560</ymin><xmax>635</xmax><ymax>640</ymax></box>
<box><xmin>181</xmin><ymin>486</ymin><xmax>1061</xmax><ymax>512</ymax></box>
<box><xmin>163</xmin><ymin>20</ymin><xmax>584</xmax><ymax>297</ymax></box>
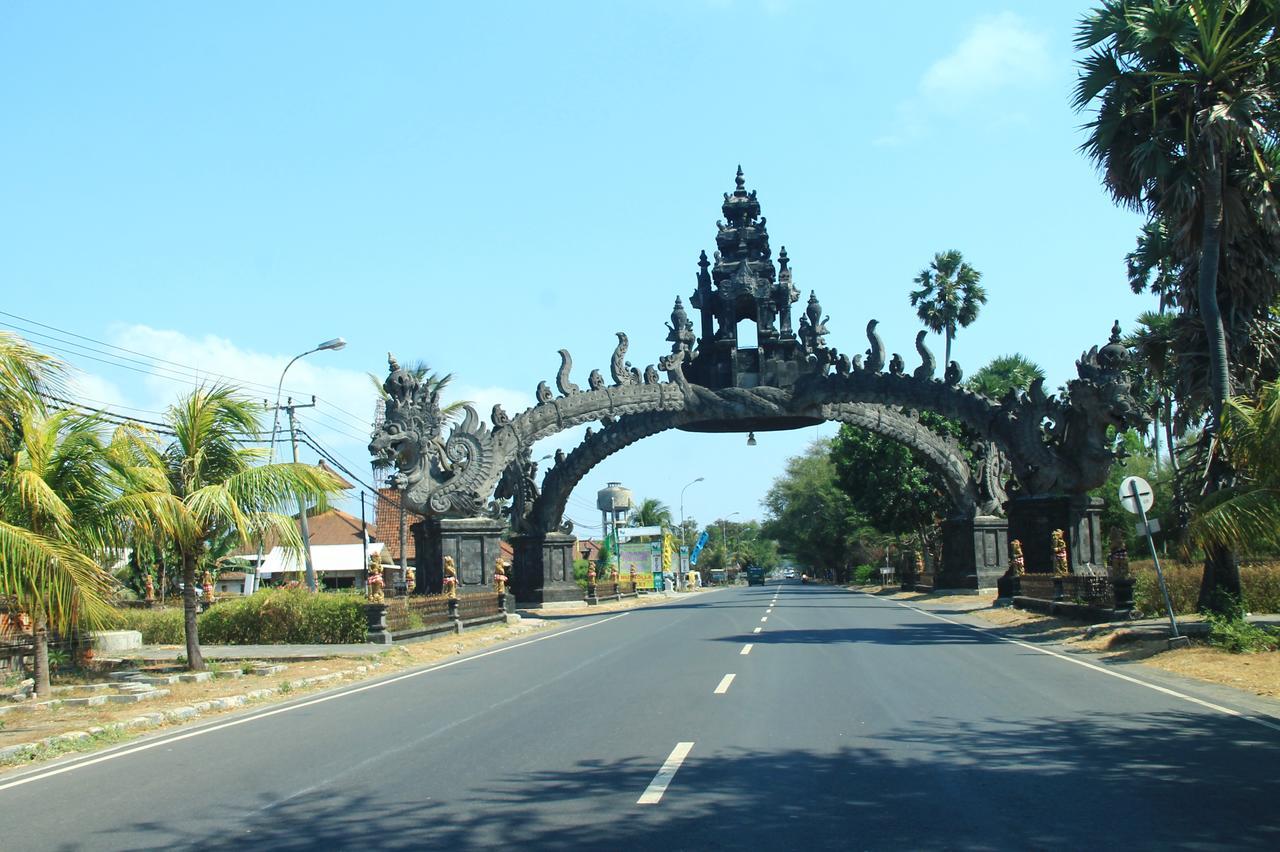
<box><xmin>375</xmin><ymin>487</ymin><xmax>424</xmax><ymax>562</ymax></box>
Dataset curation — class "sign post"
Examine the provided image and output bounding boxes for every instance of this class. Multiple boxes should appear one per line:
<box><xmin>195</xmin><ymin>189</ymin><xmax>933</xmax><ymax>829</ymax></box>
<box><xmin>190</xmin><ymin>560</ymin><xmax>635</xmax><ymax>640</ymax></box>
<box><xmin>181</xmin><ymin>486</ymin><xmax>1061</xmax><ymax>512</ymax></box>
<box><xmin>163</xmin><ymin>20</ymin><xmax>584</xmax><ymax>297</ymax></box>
<box><xmin>1119</xmin><ymin>475</ymin><xmax>1185</xmax><ymax>646</ymax></box>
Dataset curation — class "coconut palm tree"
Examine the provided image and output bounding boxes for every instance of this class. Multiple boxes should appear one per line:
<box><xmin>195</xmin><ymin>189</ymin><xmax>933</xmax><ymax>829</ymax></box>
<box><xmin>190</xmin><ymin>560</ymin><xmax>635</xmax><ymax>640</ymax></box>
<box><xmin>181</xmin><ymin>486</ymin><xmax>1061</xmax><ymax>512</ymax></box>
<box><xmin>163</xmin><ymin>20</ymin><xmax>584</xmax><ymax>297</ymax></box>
<box><xmin>0</xmin><ymin>407</ymin><xmax>124</xmax><ymax>696</ymax></box>
<box><xmin>965</xmin><ymin>354</ymin><xmax>1046</xmax><ymax>400</ymax></box>
<box><xmin>141</xmin><ymin>385</ymin><xmax>345</xmax><ymax>671</ymax></box>
<box><xmin>909</xmin><ymin>250</ymin><xmax>987</xmax><ymax>368</ymax></box>
<box><xmin>631</xmin><ymin>497</ymin><xmax>673</xmax><ymax>529</ymax></box>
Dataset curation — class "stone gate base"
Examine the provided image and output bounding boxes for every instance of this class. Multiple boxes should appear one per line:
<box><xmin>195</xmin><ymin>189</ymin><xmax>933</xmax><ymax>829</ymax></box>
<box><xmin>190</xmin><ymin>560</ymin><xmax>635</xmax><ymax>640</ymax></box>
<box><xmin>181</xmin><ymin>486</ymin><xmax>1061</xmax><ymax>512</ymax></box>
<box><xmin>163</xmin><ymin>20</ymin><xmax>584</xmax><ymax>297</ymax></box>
<box><xmin>412</xmin><ymin>517</ymin><xmax>506</xmax><ymax>594</ymax></box>
<box><xmin>937</xmin><ymin>515</ymin><xmax>1007</xmax><ymax>590</ymax></box>
<box><xmin>510</xmin><ymin>532</ymin><xmax>581</xmax><ymax>607</ymax></box>
<box><xmin>1006</xmin><ymin>495</ymin><xmax>1105</xmax><ymax>574</ymax></box>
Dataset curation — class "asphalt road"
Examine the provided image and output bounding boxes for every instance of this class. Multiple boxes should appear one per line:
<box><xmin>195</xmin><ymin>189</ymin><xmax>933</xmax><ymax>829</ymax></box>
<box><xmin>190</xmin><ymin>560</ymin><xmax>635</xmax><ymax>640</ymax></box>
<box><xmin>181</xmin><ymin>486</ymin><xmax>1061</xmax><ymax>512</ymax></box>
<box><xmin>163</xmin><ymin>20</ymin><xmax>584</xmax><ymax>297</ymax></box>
<box><xmin>3</xmin><ymin>581</ymin><xmax>1279</xmax><ymax>851</ymax></box>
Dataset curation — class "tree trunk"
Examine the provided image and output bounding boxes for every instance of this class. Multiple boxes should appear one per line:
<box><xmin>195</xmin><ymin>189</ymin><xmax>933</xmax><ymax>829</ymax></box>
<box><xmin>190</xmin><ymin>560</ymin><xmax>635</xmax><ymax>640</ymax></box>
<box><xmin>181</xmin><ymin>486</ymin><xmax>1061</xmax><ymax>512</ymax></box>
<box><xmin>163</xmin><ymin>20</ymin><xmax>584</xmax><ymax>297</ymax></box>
<box><xmin>32</xmin><ymin>612</ymin><xmax>51</xmax><ymax>698</ymax></box>
<box><xmin>1198</xmin><ymin>154</ymin><xmax>1231</xmax><ymax>424</ymax></box>
<box><xmin>182</xmin><ymin>549</ymin><xmax>205</xmax><ymax>671</ymax></box>
<box><xmin>944</xmin><ymin>328</ymin><xmax>953</xmax><ymax>371</ymax></box>
<box><xmin>1195</xmin><ymin>151</ymin><xmax>1242</xmax><ymax>611</ymax></box>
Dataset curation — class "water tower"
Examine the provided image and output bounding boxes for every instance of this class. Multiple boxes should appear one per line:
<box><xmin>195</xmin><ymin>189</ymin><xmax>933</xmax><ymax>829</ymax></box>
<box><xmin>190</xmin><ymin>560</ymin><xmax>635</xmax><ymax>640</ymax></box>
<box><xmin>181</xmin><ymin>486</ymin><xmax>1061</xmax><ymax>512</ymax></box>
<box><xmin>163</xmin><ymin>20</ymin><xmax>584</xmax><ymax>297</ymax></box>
<box><xmin>597</xmin><ymin>481</ymin><xmax>633</xmax><ymax>545</ymax></box>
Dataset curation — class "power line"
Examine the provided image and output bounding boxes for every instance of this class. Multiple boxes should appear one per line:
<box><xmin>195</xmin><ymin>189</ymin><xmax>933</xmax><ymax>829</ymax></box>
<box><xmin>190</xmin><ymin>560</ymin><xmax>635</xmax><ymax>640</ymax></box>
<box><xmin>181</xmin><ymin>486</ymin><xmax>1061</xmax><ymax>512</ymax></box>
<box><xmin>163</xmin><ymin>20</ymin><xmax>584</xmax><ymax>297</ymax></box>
<box><xmin>1</xmin><ymin>311</ymin><xmax>374</xmax><ymax>429</ymax></box>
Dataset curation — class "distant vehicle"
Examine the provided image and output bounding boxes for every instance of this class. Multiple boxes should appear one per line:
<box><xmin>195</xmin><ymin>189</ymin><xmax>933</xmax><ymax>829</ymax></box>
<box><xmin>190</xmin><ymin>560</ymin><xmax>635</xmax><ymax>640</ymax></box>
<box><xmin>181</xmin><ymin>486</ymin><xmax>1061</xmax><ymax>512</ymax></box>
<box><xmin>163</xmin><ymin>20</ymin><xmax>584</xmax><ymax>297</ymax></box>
<box><xmin>783</xmin><ymin>568</ymin><xmax>796</xmax><ymax>579</ymax></box>
<box><xmin>746</xmin><ymin>565</ymin><xmax>766</xmax><ymax>586</ymax></box>
<box><xmin>709</xmin><ymin>569</ymin><xmax>728</xmax><ymax>585</ymax></box>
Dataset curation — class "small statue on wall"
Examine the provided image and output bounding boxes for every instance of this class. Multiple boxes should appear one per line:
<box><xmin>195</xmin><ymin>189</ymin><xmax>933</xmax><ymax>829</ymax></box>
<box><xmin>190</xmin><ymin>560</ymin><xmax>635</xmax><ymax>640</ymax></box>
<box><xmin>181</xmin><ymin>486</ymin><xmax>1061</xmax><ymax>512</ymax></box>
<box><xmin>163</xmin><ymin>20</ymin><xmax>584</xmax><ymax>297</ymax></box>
<box><xmin>405</xmin><ymin>565</ymin><xmax>416</xmax><ymax>595</ymax></box>
<box><xmin>443</xmin><ymin>555</ymin><xmax>458</xmax><ymax>599</ymax></box>
<box><xmin>366</xmin><ymin>553</ymin><xmax>385</xmax><ymax>604</ymax></box>
<box><xmin>1008</xmin><ymin>539</ymin><xmax>1025</xmax><ymax>576</ymax></box>
<box><xmin>493</xmin><ymin>557</ymin><xmax>509</xmax><ymax>595</ymax></box>
<box><xmin>1052</xmin><ymin>529</ymin><xmax>1069</xmax><ymax>576</ymax></box>
<box><xmin>1107</xmin><ymin>529</ymin><xmax>1129</xmax><ymax>581</ymax></box>
<box><xmin>144</xmin><ymin>572</ymin><xmax>155</xmax><ymax>603</ymax></box>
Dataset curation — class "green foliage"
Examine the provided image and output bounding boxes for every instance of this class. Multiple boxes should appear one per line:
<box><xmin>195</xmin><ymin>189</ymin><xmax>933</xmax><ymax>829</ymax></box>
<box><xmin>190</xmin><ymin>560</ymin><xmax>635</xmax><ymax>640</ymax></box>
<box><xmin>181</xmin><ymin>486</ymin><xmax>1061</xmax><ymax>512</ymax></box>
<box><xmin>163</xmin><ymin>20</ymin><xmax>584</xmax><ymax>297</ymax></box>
<box><xmin>197</xmin><ymin>589</ymin><xmax>366</xmax><ymax>644</ymax></box>
<box><xmin>46</xmin><ymin>647</ymin><xmax>70</xmax><ymax>672</ymax></box>
<box><xmin>853</xmin><ymin>564</ymin><xmax>878</xmax><ymax>584</ymax></box>
<box><xmin>966</xmin><ymin>354</ymin><xmax>1045</xmax><ymax>400</ymax></box>
<box><xmin>573</xmin><ymin>558</ymin><xmax>591</xmax><ymax>590</ymax></box>
<box><xmin>1096</xmin><ymin>428</ymin><xmax>1176</xmax><ymax>553</ymax></box>
<box><xmin>830</xmin><ymin>417</ymin><xmax>956</xmax><ymax>540</ymax></box>
<box><xmin>1205</xmin><ymin>610</ymin><xmax>1280</xmax><ymax>654</ymax></box>
<box><xmin>1133</xmin><ymin>563</ymin><xmax>1204</xmax><ymax>616</ymax></box>
<box><xmin>762</xmin><ymin>439</ymin><xmax>864</xmax><ymax>582</ymax></box>
<box><xmin>631</xmin><ymin>498</ymin><xmax>673</xmax><ymax>529</ymax></box>
<box><xmin>105</xmin><ymin>607</ymin><xmax>186</xmax><ymax>644</ymax></box>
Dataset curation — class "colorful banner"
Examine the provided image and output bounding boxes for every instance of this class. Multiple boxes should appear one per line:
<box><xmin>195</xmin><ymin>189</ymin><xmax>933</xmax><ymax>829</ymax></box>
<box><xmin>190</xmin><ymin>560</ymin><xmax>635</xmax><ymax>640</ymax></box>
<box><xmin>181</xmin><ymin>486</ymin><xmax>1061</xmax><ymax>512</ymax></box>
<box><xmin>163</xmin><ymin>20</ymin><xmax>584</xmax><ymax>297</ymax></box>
<box><xmin>619</xmin><ymin>540</ymin><xmax>658</xmax><ymax>590</ymax></box>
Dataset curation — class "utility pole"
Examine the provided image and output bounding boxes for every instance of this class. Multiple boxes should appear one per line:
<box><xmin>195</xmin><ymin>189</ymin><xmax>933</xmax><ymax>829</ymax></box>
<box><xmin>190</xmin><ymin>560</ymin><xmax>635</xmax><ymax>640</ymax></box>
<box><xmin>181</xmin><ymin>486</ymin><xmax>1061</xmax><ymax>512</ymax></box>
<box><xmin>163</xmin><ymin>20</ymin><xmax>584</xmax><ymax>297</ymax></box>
<box><xmin>360</xmin><ymin>491</ymin><xmax>369</xmax><ymax>589</ymax></box>
<box><xmin>277</xmin><ymin>396</ymin><xmax>319</xmax><ymax>592</ymax></box>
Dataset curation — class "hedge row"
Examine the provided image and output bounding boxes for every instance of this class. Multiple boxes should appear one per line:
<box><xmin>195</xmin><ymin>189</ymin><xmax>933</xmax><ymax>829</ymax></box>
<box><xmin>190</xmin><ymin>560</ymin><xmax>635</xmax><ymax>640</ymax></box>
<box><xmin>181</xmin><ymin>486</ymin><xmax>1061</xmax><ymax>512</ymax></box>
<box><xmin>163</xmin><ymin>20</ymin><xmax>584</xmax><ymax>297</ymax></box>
<box><xmin>105</xmin><ymin>589</ymin><xmax>367</xmax><ymax>645</ymax></box>
<box><xmin>1131</xmin><ymin>560</ymin><xmax>1280</xmax><ymax>615</ymax></box>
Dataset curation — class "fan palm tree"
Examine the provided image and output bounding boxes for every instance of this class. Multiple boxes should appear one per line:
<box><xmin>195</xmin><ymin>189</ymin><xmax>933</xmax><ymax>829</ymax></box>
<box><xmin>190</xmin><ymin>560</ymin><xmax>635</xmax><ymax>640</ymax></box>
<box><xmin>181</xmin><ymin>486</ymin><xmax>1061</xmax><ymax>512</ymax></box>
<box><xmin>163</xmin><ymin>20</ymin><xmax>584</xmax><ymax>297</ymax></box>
<box><xmin>965</xmin><ymin>354</ymin><xmax>1046</xmax><ymax>400</ymax></box>
<box><xmin>1076</xmin><ymin>0</ymin><xmax>1280</xmax><ymax>426</ymax></box>
<box><xmin>909</xmin><ymin>250</ymin><xmax>987</xmax><ymax>368</ymax></box>
<box><xmin>1076</xmin><ymin>0</ymin><xmax>1280</xmax><ymax>607</ymax></box>
<box><xmin>138</xmin><ymin>385</ymin><xmax>346</xmax><ymax>671</ymax></box>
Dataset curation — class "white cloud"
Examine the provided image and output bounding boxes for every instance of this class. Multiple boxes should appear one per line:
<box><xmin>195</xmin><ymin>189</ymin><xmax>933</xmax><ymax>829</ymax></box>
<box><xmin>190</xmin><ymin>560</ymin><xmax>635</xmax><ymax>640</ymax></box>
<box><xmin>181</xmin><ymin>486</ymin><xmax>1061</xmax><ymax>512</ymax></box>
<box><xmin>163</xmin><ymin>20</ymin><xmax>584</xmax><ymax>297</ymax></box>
<box><xmin>875</xmin><ymin>12</ymin><xmax>1050</xmax><ymax>146</ymax></box>
<box><xmin>920</xmin><ymin>12</ymin><xmax>1049</xmax><ymax>106</ymax></box>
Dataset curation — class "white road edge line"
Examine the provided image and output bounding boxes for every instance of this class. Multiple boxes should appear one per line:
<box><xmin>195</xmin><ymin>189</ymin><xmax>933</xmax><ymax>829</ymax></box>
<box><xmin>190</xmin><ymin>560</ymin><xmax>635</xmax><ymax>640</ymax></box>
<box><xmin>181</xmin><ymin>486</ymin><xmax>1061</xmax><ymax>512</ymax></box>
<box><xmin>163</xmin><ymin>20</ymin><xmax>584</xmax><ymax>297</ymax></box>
<box><xmin>740</xmin><ymin>644</ymin><xmax>753</xmax><ymax>655</ymax></box>
<box><xmin>870</xmin><ymin>593</ymin><xmax>1280</xmax><ymax>734</ymax></box>
<box><xmin>714</xmin><ymin>674</ymin><xmax>736</xmax><ymax>694</ymax></box>
<box><xmin>637</xmin><ymin>742</ymin><xmax>695</xmax><ymax>805</ymax></box>
<box><xmin>0</xmin><ymin>612</ymin><xmax>633</xmax><ymax>793</ymax></box>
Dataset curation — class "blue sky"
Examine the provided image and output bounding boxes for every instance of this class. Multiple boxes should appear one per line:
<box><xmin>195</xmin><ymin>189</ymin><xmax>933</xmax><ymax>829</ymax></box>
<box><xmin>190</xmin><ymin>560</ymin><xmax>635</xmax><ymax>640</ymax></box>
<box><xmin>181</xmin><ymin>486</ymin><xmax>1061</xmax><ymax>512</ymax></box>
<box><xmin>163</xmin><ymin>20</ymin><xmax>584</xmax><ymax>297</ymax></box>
<box><xmin>0</xmin><ymin>1</ymin><xmax>1152</xmax><ymax>536</ymax></box>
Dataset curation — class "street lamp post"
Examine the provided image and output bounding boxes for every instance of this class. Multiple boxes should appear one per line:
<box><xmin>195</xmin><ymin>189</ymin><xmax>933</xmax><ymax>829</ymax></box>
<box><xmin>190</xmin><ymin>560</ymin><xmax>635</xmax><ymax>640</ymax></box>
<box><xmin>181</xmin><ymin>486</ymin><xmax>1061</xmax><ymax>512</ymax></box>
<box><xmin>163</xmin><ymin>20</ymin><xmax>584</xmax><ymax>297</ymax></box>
<box><xmin>678</xmin><ymin>476</ymin><xmax>704</xmax><ymax>591</ymax></box>
<box><xmin>259</xmin><ymin>338</ymin><xmax>346</xmax><ymax>593</ymax></box>
<box><xmin>722</xmin><ymin>511</ymin><xmax>740</xmax><ymax>572</ymax></box>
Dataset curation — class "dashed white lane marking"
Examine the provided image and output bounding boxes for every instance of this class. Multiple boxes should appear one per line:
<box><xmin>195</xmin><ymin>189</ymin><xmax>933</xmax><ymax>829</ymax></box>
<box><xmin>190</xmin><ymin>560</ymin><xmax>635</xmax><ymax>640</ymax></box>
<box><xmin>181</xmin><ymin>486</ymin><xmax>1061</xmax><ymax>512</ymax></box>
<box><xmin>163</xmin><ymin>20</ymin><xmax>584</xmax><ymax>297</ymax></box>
<box><xmin>760</xmin><ymin>616</ymin><xmax>768</xmax><ymax>623</ymax></box>
<box><xmin>753</xmin><ymin>627</ymin><xmax>762</xmax><ymax>634</ymax></box>
<box><xmin>0</xmin><ymin>612</ymin><xmax>634</xmax><ymax>793</ymax></box>
<box><xmin>740</xmin><ymin>644</ymin><xmax>753</xmax><ymax>655</ymax></box>
<box><xmin>714</xmin><ymin>674</ymin><xmax>736</xmax><ymax>694</ymax></box>
<box><xmin>871</xmin><ymin>593</ymin><xmax>1280</xmax><ymax>734</ymax></box>
<box><xmin>638</xmin><ymin>742</ymin><xmax>695</xmax><ymax>804</ymax></box>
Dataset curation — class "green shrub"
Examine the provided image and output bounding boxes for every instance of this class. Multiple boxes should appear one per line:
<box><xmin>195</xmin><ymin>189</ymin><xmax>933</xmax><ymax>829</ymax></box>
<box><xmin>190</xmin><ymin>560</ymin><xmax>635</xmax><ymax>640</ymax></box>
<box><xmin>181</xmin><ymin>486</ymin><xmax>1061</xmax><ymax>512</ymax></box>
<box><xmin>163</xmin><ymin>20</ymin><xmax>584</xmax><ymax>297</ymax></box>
<box><xmin>197</xmin><ymin>589</ymin><xmax>366</xmax><ymax>644</ymax></box>
<box><xmin>1205</xmin><ymin>612</ymin><xmax>1280</xmax><ymax>654</ymax></box>
<box><xmin>852</xmin><ymin>564</ymin><xmax>878</xmax><ymax>584</ymax></box>
<box><xmin>104</xmin><ymin>608</ymin><xmax>185</xmax><ymax>644</ymax></box>
<box><xmin>1241</xmin><ymin>562</ymin><xmax>1280</xmax><ymax>613</ymax></box>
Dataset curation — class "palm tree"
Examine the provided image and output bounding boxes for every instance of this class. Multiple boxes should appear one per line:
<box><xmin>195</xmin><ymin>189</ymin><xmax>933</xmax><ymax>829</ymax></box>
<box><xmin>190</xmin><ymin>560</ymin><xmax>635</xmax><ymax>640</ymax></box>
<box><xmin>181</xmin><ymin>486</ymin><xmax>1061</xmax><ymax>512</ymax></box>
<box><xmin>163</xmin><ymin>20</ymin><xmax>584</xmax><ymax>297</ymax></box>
<box><xmin>142</xmin><ymin>385</ymin><xmax>345</xmax><ymax>671</ymax></box>
<box><xmin>965</xmin><ymin>354</ymin><xmax>1046</xmax><ymax>399</ymax></box>
<box><xmin>1077</xmin><ymin>0</ymin><xmax>1280</xmax><ymax>424</ymax></box>
<box><xmin>1186</xmin><ymin>380</ymin><xmax>1280</xmax><ymax>585</ymax></box>
<box><xmin>0</xmin><ymin>408</ymin><xmax>125</xmax><ymax>696</ymax></box>
<box><xmin>909</xmin><ymin>250</ymin><xmax>987</xmax><ymax>368</ymax></box>
<box><xmin>1075</xmin><ymin>0</ymin><xmax>1280</xmax><ymax>606</ymax></box>
<box><xmin>631</xmin><ymin>497</ymin><xmax>673</xmax><ymax>529</ymax></box>
<box><xmin>1126</xmin><ymin>312</ymin><xmax>1180</xmax><ymax>476</ymax></box>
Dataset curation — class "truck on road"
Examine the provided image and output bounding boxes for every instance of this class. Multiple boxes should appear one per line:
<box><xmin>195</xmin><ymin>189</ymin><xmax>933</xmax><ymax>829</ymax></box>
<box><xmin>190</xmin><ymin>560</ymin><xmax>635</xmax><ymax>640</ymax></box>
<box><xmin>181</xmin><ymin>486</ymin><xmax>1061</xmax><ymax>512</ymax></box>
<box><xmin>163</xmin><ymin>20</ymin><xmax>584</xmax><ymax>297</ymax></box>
<box><xmin>746</xmin><ymin>565</ymin><xmax>766</xmax><ymax>586</ymax></box>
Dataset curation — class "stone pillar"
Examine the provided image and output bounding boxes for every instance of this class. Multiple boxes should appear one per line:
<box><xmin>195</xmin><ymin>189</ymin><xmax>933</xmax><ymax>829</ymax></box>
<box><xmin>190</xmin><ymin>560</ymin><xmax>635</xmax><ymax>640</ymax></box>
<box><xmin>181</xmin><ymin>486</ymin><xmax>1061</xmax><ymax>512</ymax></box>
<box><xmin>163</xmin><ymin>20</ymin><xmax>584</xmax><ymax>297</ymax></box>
<box><xmin>510</xmin><ymin>532</ymin><xmax>581</xmax><ymax>606</ymax></box>
<box><xmin>364</xmin><ymin>603</ymin><xmax>391</xmax><ymax>645</ymax></box>
<box><xmin>938</xmin><ymin>515</ymin><xmax>1008</xmax><ymax>590</ymax></box>
<box><xmin>413</xmin><ymin>516</ymin><xmax>506</xmax><ymax>594</ymax></box>
<box><xmin>1005</xmin><ymin>495</ymin><xmax>1105</xmax><ymax>575</ymax></box>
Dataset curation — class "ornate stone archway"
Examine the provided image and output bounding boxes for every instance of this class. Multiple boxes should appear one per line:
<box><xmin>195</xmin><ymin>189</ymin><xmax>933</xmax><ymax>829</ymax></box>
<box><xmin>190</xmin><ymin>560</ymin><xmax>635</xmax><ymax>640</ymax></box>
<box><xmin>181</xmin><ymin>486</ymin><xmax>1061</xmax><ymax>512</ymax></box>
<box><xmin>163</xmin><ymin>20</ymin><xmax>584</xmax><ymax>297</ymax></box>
<box><xmin>371</xmin><ymin>169</ymin><xmax>1146</xmax><ymax>602</ymax></box>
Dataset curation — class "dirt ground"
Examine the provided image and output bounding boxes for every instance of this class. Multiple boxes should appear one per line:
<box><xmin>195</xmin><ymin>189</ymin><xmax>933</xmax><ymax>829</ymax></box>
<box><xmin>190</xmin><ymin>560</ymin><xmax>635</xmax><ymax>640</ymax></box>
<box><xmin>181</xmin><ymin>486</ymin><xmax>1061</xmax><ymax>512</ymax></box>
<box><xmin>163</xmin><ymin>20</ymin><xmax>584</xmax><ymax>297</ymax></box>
<box><xmin>0</xmin><ymin>590</ymin><xmax>692</xmax><ymax>771</ymax></box>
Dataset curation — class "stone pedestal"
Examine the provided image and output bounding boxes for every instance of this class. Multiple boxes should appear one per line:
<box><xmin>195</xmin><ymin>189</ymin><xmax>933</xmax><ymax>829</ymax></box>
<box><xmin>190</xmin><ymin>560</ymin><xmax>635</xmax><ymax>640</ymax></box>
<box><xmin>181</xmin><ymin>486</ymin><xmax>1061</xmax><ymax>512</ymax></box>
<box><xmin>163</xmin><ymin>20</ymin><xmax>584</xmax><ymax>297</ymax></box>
<box><xmin>413</xmin><ymin>517</ymin><xmax>506</xmax><ymax>594</ymax></box>
<box><xmin>510</xmin><ymin>532</ymin><xmax>581</xmax><ymax>606</ymax></box>
<box><xmin>1006</xmin><ymin>495</ymin><xmax>1105</xmax><ymax>574</ymax></box>
<box><xmin>364</xmin><ymin>603</ymin><xmax>391</xmax><ymax>645</ymax></box>
<box><xmin>938</xmin><ymin>515</ymin><xmax>1008</xmax><ymax>590</ymax></box>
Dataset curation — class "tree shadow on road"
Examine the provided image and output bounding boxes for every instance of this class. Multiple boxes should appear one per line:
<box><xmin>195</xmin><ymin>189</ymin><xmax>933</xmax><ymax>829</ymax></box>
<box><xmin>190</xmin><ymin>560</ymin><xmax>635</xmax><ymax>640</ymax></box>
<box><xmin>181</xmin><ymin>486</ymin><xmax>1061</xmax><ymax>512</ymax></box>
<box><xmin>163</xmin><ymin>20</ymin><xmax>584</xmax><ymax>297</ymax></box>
<box><xmin>86</xmin><ymin>710</ymin><xmax>1280</xmax><ymax>852</ymax></box>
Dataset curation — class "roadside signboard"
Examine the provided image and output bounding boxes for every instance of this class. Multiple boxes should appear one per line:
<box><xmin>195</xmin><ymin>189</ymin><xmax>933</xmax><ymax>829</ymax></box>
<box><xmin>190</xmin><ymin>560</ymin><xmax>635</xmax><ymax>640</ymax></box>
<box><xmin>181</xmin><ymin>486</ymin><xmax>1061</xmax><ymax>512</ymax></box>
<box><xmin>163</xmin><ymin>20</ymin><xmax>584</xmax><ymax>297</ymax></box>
<box><xmin>1118</xmin><ymin>475</ymin><xmax>1155</xmax><ymax>514</ymax></box>
<box><xmin>619</xmin><ymin>540</ymin><xmax>656</xmax><ymax>590</ymax></box>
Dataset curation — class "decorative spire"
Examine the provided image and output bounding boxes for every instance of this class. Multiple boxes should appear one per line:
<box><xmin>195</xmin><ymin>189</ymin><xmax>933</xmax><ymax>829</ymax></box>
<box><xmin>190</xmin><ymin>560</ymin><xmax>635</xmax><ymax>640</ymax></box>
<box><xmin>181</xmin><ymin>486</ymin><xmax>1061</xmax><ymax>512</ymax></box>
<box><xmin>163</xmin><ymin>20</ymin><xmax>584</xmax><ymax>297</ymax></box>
<box><xmin>778</xmin><ymin>246</ymin><xmax>789</xmax><ymax>272</ymax></box>
<box><xmin>735</xmin><ymin>164</ymin><xmax>745</xmax><ymax>191</ymax></box>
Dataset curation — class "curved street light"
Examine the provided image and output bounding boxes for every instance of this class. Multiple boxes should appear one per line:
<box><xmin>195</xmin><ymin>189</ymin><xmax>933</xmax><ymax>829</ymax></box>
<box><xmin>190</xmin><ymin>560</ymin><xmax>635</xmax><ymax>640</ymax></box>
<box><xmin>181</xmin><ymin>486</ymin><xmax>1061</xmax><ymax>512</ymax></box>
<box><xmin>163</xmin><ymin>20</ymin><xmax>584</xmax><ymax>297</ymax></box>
<box><xmin>256</xmin><ymin>337</ymin><xmax>347</xmax><ymax>594</ymax></box>
<box><xmin>722</xmin><ymin>511</ymin><xmax>741</xmax><ymax>569</ymax></box>
<box><xmin>678</xmin><ymin>476</ymin><xmax>704</xmax><ymax>591</ymax></box>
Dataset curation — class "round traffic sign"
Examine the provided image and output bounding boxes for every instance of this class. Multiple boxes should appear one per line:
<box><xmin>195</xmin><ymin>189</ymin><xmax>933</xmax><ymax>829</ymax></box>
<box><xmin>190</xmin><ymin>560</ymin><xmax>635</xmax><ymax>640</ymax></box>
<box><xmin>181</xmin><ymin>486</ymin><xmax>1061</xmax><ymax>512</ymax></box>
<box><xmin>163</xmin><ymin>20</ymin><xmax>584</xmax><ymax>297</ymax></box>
<box><xmin>1118</xmin><ymin>475</ymin><xmax>1155</xmax><ymax>514</ymax></box>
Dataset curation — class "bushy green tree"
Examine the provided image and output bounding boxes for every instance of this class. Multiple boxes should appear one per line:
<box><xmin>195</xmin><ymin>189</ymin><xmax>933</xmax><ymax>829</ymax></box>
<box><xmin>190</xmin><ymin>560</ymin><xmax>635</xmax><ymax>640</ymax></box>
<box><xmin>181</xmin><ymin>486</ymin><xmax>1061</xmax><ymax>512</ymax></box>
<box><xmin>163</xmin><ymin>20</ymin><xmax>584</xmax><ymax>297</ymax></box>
<box><xmin>966</xmin><ymin>354</ymin><xmax>1045</xmax><ymax>400</ymax></box>
<box><xmin>761</xmin><ymin>440</ymin><xmax>865</xmax><ymax>582</ymax></box>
